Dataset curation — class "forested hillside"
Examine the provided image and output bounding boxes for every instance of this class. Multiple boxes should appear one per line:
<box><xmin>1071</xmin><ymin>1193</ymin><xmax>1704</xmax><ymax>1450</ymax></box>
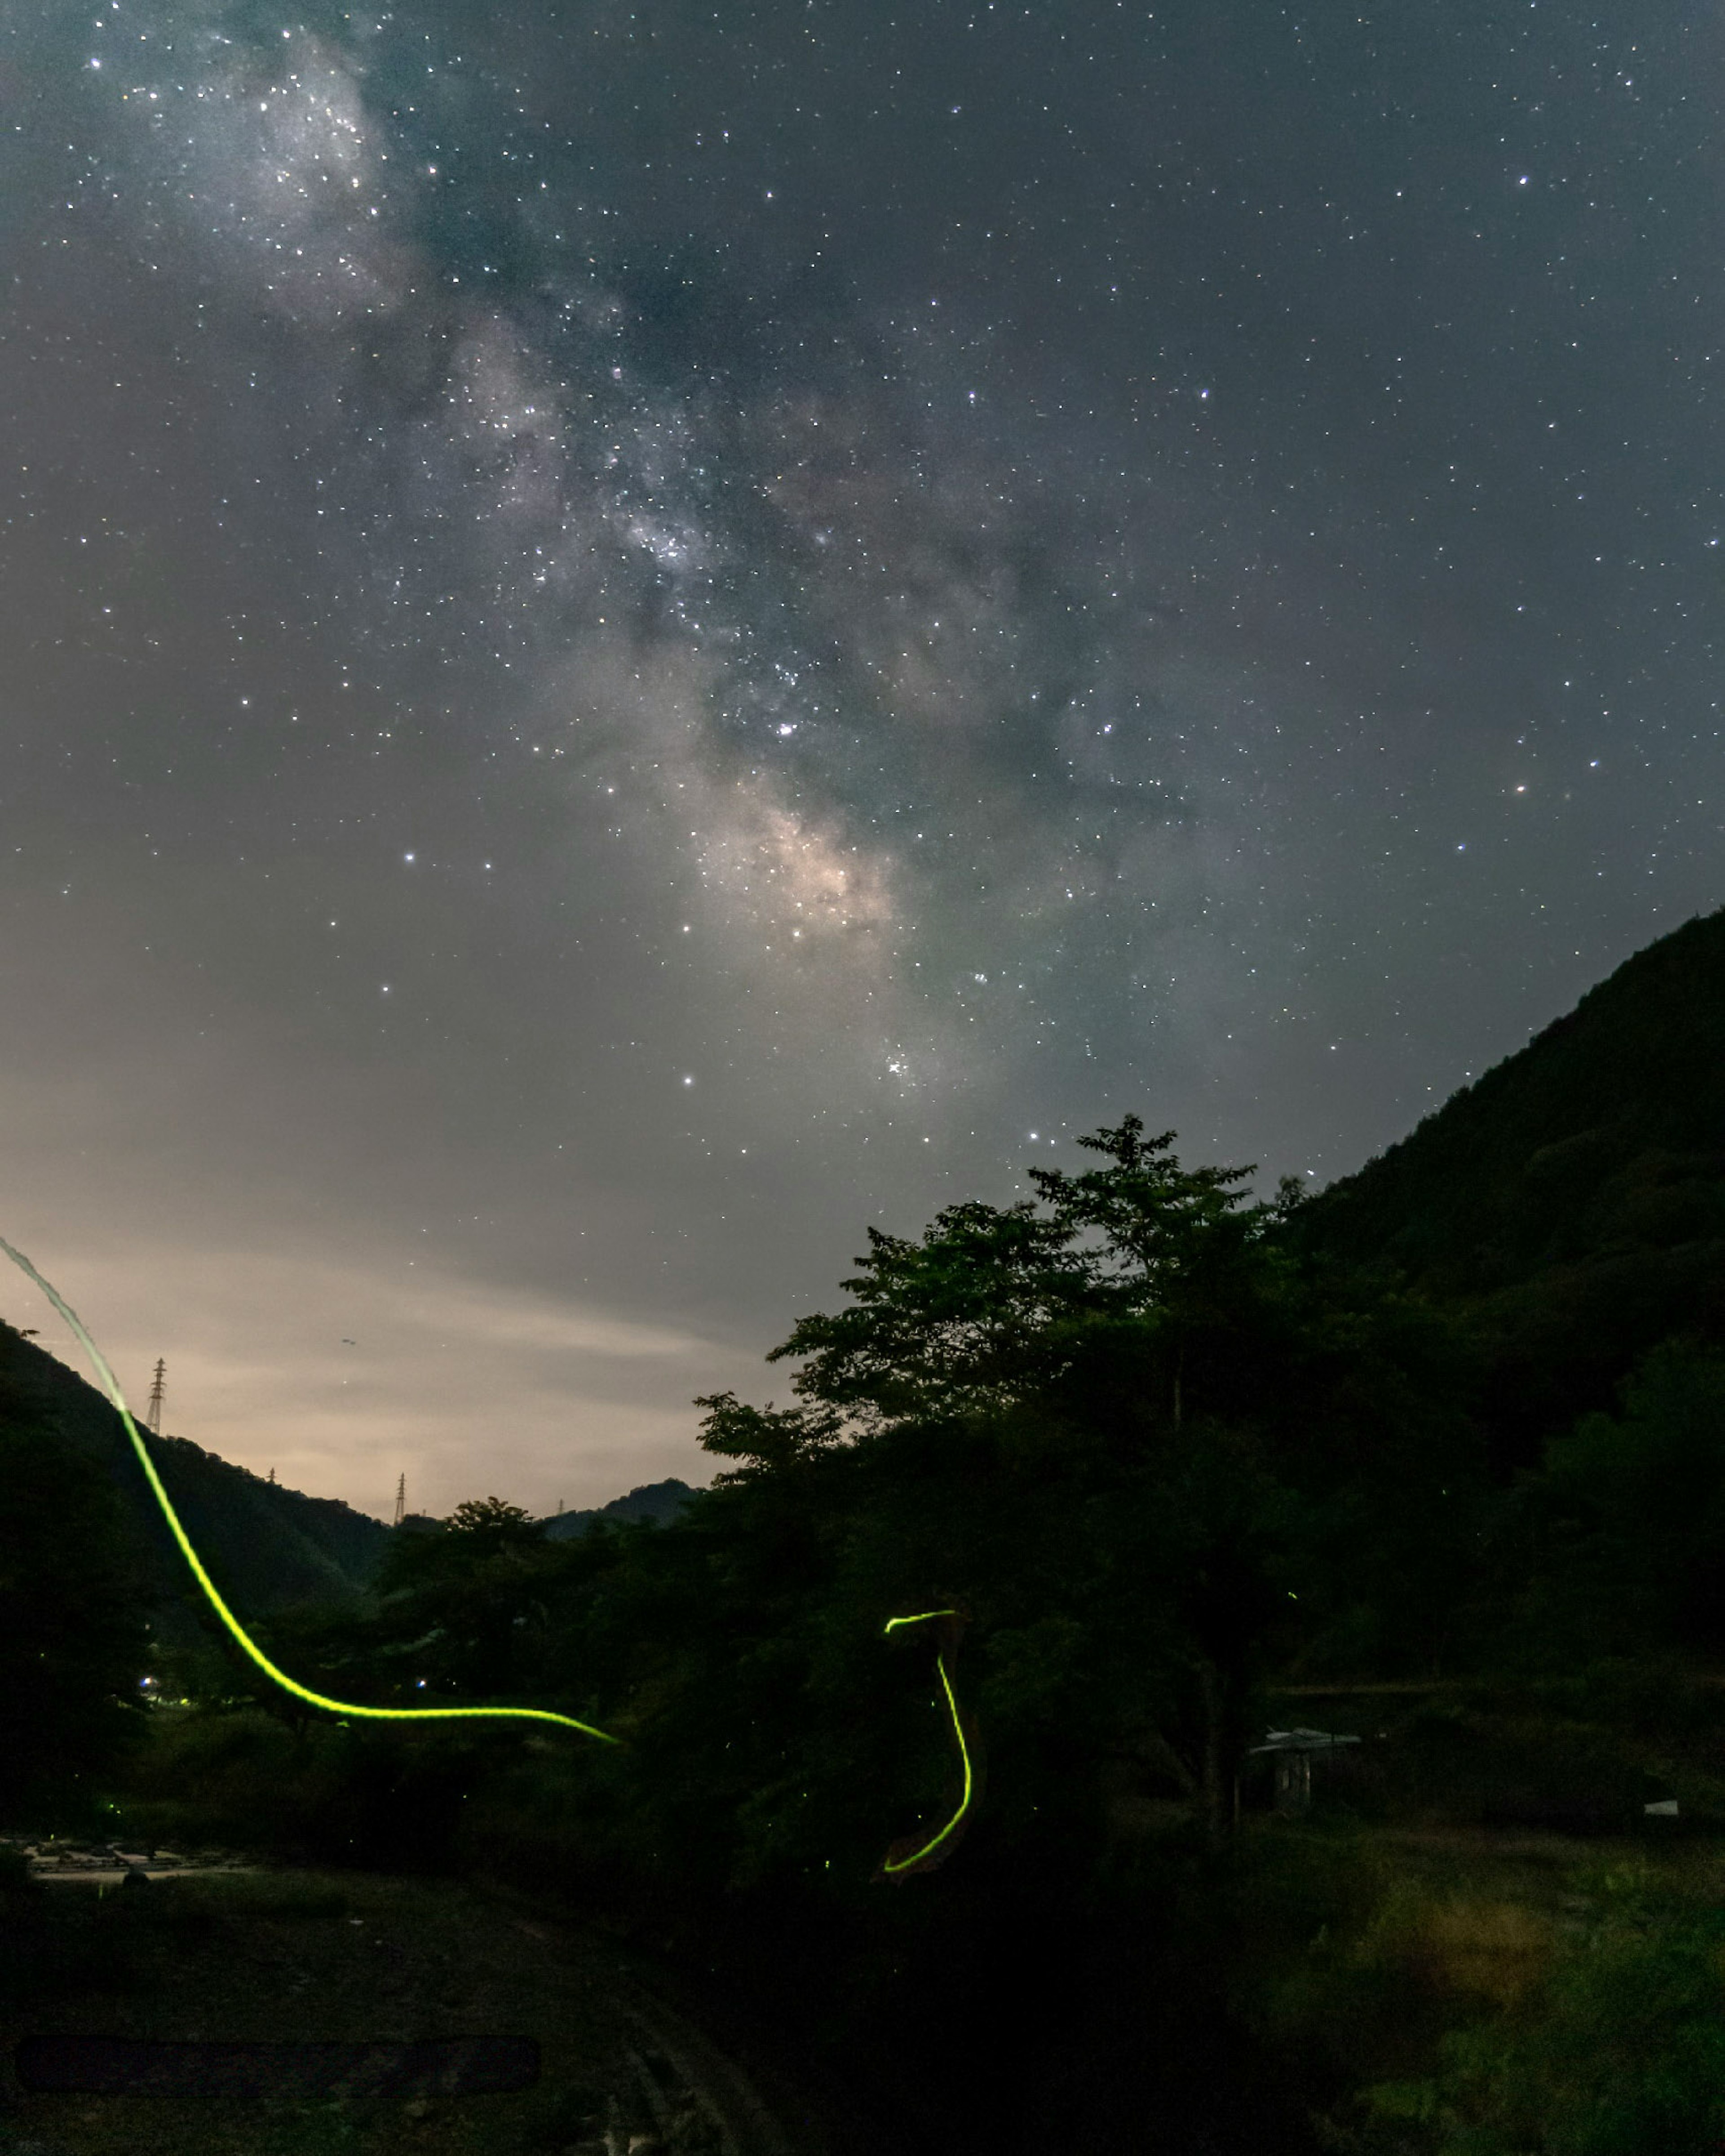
<box><xmin>1296</xmin><ymin>906</ymin><xmax>1725</xmax><ymax>1466</ymax></box>
<box><xmin>0</xmin><ymin>1321</ymin><xmax>389</xmax><ymax>1643</ymax></box>
<box><xmin>540</xmin><ymin>1477</ymin><xmax>697</xmax><ymax>1539</ymax></box>
<box><xmin>12</xmin><ymin>908</ymin><xmax>1725</xmax><ymax>2155</ymax></box>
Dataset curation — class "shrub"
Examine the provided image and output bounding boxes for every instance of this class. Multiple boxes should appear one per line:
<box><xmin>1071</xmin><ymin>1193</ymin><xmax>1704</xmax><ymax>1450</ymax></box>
<box><xmin>1363</xmin><ymin>1864</ymin><xmax>1725</xmax><ymax>2155</ymax></box>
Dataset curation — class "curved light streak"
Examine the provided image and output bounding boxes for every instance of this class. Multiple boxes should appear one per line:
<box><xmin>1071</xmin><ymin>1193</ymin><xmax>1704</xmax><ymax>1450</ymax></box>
<box><xmin>878</xmin><ymin>1607</ymin><xmax>974</xmax><ymax>1878</ymax></box>
<box><xmin>0</xmin><ymin>1235</ymin><xmax>620</xmax><ymax>1747</ymax></box>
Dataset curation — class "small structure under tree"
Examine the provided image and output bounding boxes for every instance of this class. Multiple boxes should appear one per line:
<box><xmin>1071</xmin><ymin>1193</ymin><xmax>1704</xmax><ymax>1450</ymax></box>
<box><xmin>1248</xmin><ymin>1727</ymin><xmax>1361</xmax><ymax>1815</ymax></box>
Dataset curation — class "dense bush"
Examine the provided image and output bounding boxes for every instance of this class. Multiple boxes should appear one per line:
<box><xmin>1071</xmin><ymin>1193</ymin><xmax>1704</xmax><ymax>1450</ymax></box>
<box><xmin>0</xmin><ymin>1357</ymin><xmax>150</xmax><ymax>1823</ymax></box>
<box><xmin>1363</xmin><ymin>1862</ymin><xmax>1725</xmax><ymax>2155</ymax></box>
<box><xmin>1520</xmin><ymin>1342</ymin><xmax>1725</xmax><ymax>1661</ymax></box>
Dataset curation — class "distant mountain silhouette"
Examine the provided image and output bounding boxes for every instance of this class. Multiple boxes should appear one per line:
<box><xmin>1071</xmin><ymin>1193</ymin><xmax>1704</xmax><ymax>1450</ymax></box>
<box><xmin>10</xmin><ymin>911</ymin><xmax>1721</xmax><ymax>1635</ymax></box>
<box><xmin>0</xmin><ymin>1315</ymin><xmax>704</xmax><ymax>1645</ymax></box>
<box><xmin>0</xmin><ymin>1322</ymin><xmax>391</xmax><ymax>1647</ymax></box>
<box><xmin>1296</xmin><ymin>904</ymin><xmax>1725</xmax><ymax>1465</ymax></box>
<box><xmin>540</xmin><ymin>1478</ymin><xmax>699</xmax><ymax>1539</ymax></box>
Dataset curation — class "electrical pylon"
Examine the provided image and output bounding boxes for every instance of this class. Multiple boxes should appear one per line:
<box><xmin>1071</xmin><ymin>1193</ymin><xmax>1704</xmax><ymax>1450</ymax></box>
<box><xmin>145</xmin><ymin>1357</ymin><xmax>166</xmax><ymax>1435</ymax></box>
<box><xmin>393</xmin><ymin>1472</ymin><xmax>406</xmax><ymax>1528</ymax></box>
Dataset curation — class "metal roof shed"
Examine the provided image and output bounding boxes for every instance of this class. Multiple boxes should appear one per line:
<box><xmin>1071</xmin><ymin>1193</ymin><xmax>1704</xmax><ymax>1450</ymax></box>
<box><xmin>1248</xmin><ymin>1727</ymin><xmax>1362</xmax><ymax>1816</ymax></box>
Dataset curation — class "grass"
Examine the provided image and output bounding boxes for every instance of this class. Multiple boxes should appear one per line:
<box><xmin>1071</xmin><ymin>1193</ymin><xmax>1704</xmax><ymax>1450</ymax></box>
<box><xmin>1217</xmin><ymin>1812</ymin><xmax>1725</xmax><ymax>2155</ymax></box>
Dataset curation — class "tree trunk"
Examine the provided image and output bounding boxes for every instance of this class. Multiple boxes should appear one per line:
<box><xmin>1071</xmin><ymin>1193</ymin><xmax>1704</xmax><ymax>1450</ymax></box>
<box><xmin>1198</xmin><ymin>1659</ymin><xmax>1234</xmax><ymax>1851</ymax></box>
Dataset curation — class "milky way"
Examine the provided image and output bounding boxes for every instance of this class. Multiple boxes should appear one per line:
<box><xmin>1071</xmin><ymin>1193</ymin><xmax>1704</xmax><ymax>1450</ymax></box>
<box><xmin>1</xmin><ymin>0</ymin><xmax>1720</xmax><ymax>1511</ymax></box>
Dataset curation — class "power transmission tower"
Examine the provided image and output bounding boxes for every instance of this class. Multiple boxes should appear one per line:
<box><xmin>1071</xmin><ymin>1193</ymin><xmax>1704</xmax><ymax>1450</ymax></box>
<box><xmin>393</xmin><ymin>1472</ymin><xmax>406</xmax><ymax>1528</ymax></box>
<box><xmin>145</xmin><ymin>1358</ymin><xmax>166</xmax><ymax>1436</ymax></box>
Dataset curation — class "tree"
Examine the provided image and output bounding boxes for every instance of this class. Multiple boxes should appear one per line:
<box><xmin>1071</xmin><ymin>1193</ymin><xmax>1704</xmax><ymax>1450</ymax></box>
<box><xmin>762</xmin><ymin>1199</ymin><xmax>1093</xmax><ymax>1430</ymax></box>
<box><xmin>769</xmin><ymin>1118</ymin><xmax>1309</xmax><ymax>1450</ymax></box>
<box><xmin>1027</xmin><ymin>1119</ymin><xmax>1309</xmax><ymax>1439</ymax></box>
<box><xmin>367</xmin><ymin>1495</ymin><xmax>556</xmax><ymax>1699</ymax></box>
<box><xmin>446</xmin><ymin>1495</ymin><xmax>542</xmax><ymax>1544</ymax></box>
<box><xmin>691</xmin><ymin>1118</ymin><xmax>1484</xmax><ymax>1847</ymax></box>
<box><xmin>687</xmin><ymin>1122</ymin><xmax>1323</xmax><ymax>1847</ymax></box>
<box><xmin>689</xmin><ymin>1394</ymin><xmax>845</xmax><ymax>1480</ymax></box>
<box><xmin>0</xmin><ymin>1376</ymin><xmax>150</xmax><ymax>1820</ymax></box>
<box><xmin>1522</xmin><ymin>1339</ymin><xmax>1725</xmax><ymax>1661</ymax></box>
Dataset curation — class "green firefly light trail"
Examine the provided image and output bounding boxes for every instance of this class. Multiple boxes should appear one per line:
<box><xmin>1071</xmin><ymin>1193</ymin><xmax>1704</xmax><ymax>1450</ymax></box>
<box><xmin>4</xmin><ymin>1237</ymin><xmax>995</xmax><ymax>1875</ymax></box>
<box><xmin>878</xmin><ymin>1607</ymin><xmax>975</xmax><ymax>1878</ymax></box>
<box><xmin>0</xmin><ymin>1235</ymin><xmax>620</xmax><ymax>1748</ymax></box>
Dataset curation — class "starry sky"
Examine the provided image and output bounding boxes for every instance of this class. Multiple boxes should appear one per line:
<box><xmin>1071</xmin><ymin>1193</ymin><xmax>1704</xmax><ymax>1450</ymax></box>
<box><xmin>2</xmin><ymin>0</ymin><xmax>1721</xmax><ymax>1517</ymax></box>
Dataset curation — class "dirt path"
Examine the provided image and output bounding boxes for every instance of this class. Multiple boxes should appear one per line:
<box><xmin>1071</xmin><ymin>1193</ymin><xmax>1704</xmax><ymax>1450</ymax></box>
<box><xmin>0</xmin><ymin>1869</ymin><xmax>819</xmax><ymax>2156</ymax></box>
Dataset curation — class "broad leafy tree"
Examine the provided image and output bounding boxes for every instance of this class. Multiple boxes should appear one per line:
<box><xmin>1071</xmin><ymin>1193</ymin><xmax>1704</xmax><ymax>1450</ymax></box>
<box><xmin>689</xmin><ymin>1119</ymin><xmax>1454</xmax><ymax>1850</ymax></box>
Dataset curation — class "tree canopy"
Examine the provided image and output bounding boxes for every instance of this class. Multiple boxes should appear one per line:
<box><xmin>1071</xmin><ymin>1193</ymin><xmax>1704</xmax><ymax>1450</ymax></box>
<box><xmin>706</xmin><ymin>1119</ymin><xmax>1314</xmax><ymax>1460</ymax></box>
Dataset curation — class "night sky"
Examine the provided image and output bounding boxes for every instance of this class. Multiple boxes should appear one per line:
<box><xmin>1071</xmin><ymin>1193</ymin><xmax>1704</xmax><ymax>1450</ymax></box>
<box><xmin>3</xmin><ymin>0</ymin><xmax>1719</xmax><ymax>1516</ymax></box>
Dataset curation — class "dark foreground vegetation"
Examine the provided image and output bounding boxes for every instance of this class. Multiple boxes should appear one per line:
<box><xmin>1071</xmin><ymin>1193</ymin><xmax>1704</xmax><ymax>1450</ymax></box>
<box><xmin>7</xmin><ymin>906</ymin><xmax>1725</xmax><ymax>2154</ymax></box>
